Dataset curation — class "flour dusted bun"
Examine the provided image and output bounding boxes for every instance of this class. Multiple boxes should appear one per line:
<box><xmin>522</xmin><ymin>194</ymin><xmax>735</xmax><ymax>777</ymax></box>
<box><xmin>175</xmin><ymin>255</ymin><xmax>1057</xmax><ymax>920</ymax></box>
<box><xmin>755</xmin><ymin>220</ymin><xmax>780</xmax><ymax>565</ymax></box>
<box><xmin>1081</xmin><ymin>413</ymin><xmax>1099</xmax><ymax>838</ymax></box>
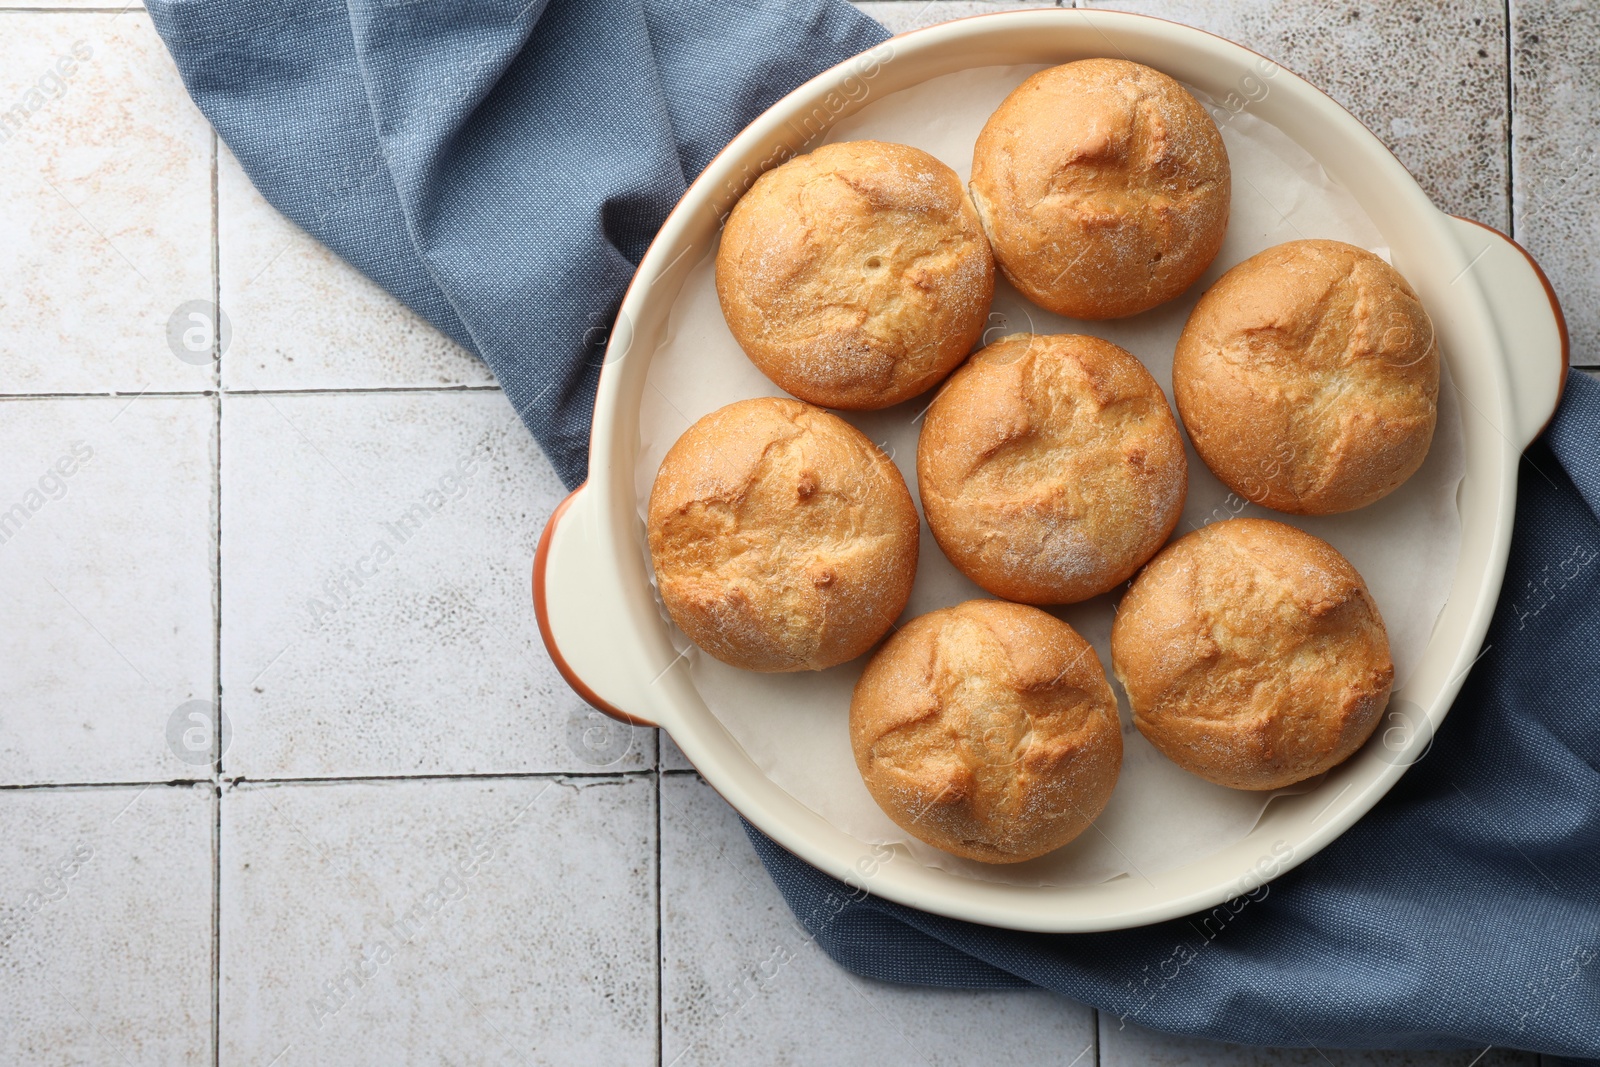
<box><xmin>917</xmin><ymin>333</ymin><xmax>1187</xmax><ymax>605</ymax></box>
<box><xmin>1173</xmin><ymin>239</ymin><xmax>1439</xmax><ymax>514</ymax></box>
<box><xmin>970</xmin><ymin>59</ymin><xmax>1230</xmax><ymax>320</ymax></box>
<box><xmin>647</xmin><ymin>397</ymin><xmax>918</xmax><ymax>672</ymax></box>
<box><xmin>851</xmin><ymin>599</ymin><xmax>1123</xmax><ymax>863</ymax></box>
<box><xmin>716</xmin><ymin>140</ymin><xmax>995</xmax><ymax>409</ymax></box>
<box><xmin>1111</xmin><ymin>518</ymin><xmax>1394</xmax><ymax>791</ymax></box>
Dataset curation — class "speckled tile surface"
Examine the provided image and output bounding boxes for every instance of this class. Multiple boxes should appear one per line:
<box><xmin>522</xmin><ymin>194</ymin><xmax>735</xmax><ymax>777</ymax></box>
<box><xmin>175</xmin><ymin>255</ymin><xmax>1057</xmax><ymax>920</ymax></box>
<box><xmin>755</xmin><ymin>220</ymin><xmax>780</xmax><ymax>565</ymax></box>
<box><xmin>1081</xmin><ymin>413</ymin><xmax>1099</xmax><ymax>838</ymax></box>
<box><xmin>660</xmin><ymin>772</ymin><xmax>1098</xmax><ymax>1067</ymax></box>
<box><xmin>660</xmin><ymin>730</ymin><xmax>695</xmax><ymax>772</ymax></box>
<box><xmin>1077</xmin><ymin>0</ymin><xmax>1511</xmax><ymax>231</ymax></box>
<box><xmin>0</xmin><ymin>2</ymin><xmax>1590</xmax><ymax>1064</ymax></box>
<box><xmin>0</xmin><ymin>784</ymin><xmax>214</xmax><ymax>1067</ymax></box>
<box><xmin>219</xmin><ymin>776</ymin><xmax>656</xmax><ymax>1067</ymax></box>
<box><xmin>218</xmin><ymin>145</ymin><xmax>491</xmax><ymax>392</ymax></box>
<box><xmin>0</xmin><ymin>12</ymin><xmax>213</xmax><ymax>394</ymax></box>
<box><xmin>1513</xmin><ymin>0</ymin><xmax>1600</xmax><ymax>367</ymax></box>
<box><xmin>0</xmin><ymin>396</ymin><xmax>215</xmax><ymax>785</ymax></box>
<box><xmin>219</xmin><ymin>389</ymin><xmax>645</xmax><ymax>779</ymax></box>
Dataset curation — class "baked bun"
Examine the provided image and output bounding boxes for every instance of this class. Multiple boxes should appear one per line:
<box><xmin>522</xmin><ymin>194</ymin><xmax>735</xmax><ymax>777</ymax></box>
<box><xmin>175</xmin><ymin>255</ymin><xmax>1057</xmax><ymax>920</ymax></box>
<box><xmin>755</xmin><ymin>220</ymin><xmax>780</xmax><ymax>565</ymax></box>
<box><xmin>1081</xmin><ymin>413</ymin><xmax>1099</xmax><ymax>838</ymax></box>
<box><xmin>647</xmin><ymin>397</ymin><xmax>918</xmax><ymax>672</ymax></box>
<box><xmin>970</xmin><ymin>59</ymin><xmax>1230</xmax><ymax>320</ymax></box>
<box><xmin>1111</xmin><ymin>518</ymin><xmax>1394</xmax><ymax>791</ymax></box>
<box><xmin>851</xmin><ymin>599</ymin><xmax>1123</xmax><ymax>863</ymax></box>
<box><xmin>917</xmin><ymin>333</ymin><xmax>1187</xmax><ymax>605</ymax></box>
<box><xmin>716</xmin><ymin>140</ymin><xmax>995</xmax><ymax>409</ymax></box>
<box><xmin>1172</xmin><ymin>239</ymin><xmax>1439</xmax><ymax>514</ymax></box>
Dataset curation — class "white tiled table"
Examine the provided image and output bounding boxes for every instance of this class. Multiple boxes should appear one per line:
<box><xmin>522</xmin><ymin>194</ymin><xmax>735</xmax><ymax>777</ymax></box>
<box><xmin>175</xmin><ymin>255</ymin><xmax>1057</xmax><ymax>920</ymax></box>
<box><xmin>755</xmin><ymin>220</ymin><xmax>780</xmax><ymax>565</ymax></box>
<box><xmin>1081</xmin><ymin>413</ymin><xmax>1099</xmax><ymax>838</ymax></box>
<box><xmin>0</xmin><ymin>1</ymin><xmax>1591</xmax><ymax>1064</ymax></box>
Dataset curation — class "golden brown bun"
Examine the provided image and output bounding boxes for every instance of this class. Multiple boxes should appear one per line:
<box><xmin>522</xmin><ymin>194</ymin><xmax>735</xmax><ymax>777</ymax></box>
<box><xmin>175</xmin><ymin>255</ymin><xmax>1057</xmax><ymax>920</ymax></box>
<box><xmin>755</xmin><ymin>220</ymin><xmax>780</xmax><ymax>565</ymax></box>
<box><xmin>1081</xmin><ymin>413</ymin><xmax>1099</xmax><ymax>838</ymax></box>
<box><xmin>1111</xmin><ymin>518</ymin><xmax>1394</xmax><ymax>790</ymax></box>
<box><xmin>647</xmin><ymin>397</ymin><xmax>918</xmax><ymax>672</ymax></box>
<box><xmin>1172</xmin><ymin>239</ymin><xmax>1439</xmax><ymax>515</ymax></box>
<box><xmin>970</xmin><ymin>59</ymin><xmax>1230</xmax><ymax>320</ymax></box>
<box><xmin>716</xmin><ymin>140</ymin><xmax>995</xmax><ymax>409</ymax></box>
<box><xmin>851</xmin><ymin>599</ymin><xmax>1123</xmax><ymax>863</ymax></box>
<box><xmin>917</xmin><ymin>333</ymin><xmax>1187</xmax><ymax>605</ymax></box>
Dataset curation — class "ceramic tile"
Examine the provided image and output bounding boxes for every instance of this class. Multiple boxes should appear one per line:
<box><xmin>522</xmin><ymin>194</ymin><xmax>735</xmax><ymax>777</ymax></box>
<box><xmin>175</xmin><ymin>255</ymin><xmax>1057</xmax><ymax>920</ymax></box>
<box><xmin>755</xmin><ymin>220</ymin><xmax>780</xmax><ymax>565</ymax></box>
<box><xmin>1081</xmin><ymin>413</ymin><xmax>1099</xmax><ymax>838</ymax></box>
<box><xmin>0</xmin><ymin>783</ymin><xmax>214</xmax><ymax>1066</ymax></box>
<box><xmin>1512</xmin><ymin>0</ymin><xmax>1600</xmax><ymax>367</ymax></box>
<box><xmin>660</xmin><ymin>732</ymin><xmax>695</xmax><ymax>772</ymax></box>
<box><xmin>220</xmin><ymin>389</ymin><xmax>652</xmax><ymax>778</ymax></box>
<box><xmin>854</xmin><ymin>0</ymin><xmax>1061</xmax><ymax>35</ymax></box>
<box><xmin>0</xmin><ymin>395</ymin><xmax>215</xmax><ymax>785</ymax></box>
<box><xmin>217</xmin><ymin>145</ymin><xmax>490</xmax><ymax>392</ymax></box>
<box><xmin>218</xmin><ymin>775</ymin><xmax>655</xmax><ymax>1067</ymax></box>
<box><xmin>660</xmin><ymin>773</ymin><xmax>1097</xmax><ymax>1067</ymax></box>
<box><xmin>0</xmin><ymin>1</ymin><xmax>141</xmax><ymax>8</ymax></box>
<box><xmin>1078</xmin><ymin>0</ymin><xmax>1511</xmax><ymax>230</ymax></box>
<box><xmin>0</xmin><ymin>11</ymin><xmax>213</xmax><ymax>394</ymax></box>
<box><xmin>1101</xmin><ymin>1019</ymin><xmax>1538</xmax><ymax>1066</ymax></box>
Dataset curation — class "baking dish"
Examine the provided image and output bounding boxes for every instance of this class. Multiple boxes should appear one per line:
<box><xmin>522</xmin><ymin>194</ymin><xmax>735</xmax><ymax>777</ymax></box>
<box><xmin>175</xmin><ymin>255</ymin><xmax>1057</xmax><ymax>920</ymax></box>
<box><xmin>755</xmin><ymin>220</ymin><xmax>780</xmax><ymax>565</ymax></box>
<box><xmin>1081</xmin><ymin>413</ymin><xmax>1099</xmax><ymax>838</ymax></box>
<box><xmin>533</xmin><ymin>9</ymin><xmax>1568</xmax><ymax>932</ymax></box>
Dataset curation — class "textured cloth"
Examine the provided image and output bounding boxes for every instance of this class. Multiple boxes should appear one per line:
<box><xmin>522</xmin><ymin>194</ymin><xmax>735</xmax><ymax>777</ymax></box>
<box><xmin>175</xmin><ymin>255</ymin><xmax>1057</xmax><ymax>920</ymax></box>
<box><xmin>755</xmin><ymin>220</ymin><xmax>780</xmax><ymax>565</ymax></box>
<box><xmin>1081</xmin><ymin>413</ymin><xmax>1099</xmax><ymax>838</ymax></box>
<box><xmin>147</xmin><ymin>0</ymin><xmax>1600</xmax><ymax>1058</ymax></box>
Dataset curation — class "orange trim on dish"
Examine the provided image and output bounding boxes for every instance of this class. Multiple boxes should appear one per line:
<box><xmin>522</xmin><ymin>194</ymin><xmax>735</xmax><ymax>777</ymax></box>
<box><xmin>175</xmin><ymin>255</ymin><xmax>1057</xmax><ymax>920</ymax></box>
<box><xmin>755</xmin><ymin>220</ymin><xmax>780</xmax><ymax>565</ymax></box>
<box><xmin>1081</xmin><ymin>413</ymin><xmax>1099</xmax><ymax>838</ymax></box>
<box><xmin>1451</xmin><ymin>215</ymin><xmax>1571</xmax><ymax>443</ymax></box>
<box><xmin>532</xmin><ymin>483</ymin><xmax>658</xmax><ymax>729</ymax></box>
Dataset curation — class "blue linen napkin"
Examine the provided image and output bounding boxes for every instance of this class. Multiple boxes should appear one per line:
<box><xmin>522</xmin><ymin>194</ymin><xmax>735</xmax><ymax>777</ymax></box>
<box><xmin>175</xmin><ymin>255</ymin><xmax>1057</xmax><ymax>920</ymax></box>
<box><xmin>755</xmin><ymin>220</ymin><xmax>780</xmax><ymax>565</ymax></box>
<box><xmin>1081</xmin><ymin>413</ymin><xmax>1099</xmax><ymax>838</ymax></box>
<box><xmin>147</xmin><ymin>0</ymin><xmax>1599</xmax><ymax>1057</ymax></box>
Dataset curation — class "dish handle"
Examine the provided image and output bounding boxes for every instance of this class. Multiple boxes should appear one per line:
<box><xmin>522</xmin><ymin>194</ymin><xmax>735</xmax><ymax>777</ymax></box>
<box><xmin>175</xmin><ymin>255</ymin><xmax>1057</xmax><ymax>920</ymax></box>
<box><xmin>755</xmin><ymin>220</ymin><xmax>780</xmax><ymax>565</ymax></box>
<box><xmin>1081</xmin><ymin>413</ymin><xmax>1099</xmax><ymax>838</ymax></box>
<box><xmin>1448</xmin><ymin>216</ymin><xmax>1570</xmax><ymax>448</ymax></box>
<box><xmin>533</xmin><ymin>483</ymin><xmax>661</xmax><ymax>728</ymax></box>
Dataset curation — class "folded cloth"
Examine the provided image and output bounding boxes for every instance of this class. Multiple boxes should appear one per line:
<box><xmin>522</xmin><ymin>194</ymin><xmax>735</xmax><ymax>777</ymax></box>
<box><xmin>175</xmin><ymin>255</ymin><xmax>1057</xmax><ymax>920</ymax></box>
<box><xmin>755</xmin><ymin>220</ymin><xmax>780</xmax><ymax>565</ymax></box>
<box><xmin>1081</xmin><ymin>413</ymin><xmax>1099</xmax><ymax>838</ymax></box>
<box><xmin>147</xmin><ymin>0</ymin><xmax>1600</xmax><ymax>1058</ymax></box>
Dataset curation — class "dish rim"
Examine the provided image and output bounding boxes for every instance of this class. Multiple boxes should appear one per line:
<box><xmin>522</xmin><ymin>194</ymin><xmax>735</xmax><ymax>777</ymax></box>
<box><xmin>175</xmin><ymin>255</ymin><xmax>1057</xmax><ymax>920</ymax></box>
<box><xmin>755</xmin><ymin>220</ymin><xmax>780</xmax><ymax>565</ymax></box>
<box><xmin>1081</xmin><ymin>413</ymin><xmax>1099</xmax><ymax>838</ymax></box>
<box><xmin>537</xmin><ymin>8</ymin><xmax>1565</xmax><ymax>931</ymax></box>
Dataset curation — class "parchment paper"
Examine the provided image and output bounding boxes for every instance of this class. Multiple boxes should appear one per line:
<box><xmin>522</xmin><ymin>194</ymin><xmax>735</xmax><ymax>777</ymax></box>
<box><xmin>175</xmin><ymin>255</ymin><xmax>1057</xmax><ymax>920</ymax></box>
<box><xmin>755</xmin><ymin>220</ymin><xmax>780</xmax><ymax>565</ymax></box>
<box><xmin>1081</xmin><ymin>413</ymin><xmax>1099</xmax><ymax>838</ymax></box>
<box><xmin>635</xmin><ymin>66</ymin><xmax>1466</xmax><ymax>887</ymax></box>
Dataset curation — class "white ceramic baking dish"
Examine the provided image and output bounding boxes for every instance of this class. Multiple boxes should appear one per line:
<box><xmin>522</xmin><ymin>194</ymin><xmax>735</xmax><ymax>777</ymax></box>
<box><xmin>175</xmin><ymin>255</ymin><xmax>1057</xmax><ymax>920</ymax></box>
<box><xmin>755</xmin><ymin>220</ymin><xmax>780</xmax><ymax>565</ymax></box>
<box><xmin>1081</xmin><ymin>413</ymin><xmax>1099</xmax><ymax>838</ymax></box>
<box><xmin>533</xmin><ymin>9</ymin><xmax>1568</xmax><ymax>932</ymax></box>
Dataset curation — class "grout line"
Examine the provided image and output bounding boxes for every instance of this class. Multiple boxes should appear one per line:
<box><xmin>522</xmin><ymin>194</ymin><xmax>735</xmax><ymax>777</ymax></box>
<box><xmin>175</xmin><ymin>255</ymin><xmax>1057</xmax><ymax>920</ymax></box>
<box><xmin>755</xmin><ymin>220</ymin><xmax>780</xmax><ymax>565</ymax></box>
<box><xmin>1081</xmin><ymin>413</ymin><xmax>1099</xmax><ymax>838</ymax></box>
<box><xmin>656</xmin><ymin>768</ymin><xmax>664</xmax><ymax>1067</ymax></box>
<box><xmin>220</xmin><ymin>384</ymin><xmax>502</xmax><ymax>396</ymax></box>
<box><xmin>211</xmin><ymin>129</ymin><xmax>223</xmax><ymax>405</ymax></box>
<box><xmin>210</xmin><ymin>782</ymin><xmax>222</xmax><ymax>1067</ymax></box>
<box><xmin>654</xmin><ymin>728</ymin><xmax>665</xmax><ymax>1066</ymax></box>
<box><xmin>1504</xmin><ymin>0</ymin><xmax>1515</xmax><ymax>237</ymax></box>
<box><xmin>0</xmin><ymin>391</ymin><xmax>217</xmax><ymax>401</ymax></box>
<box><xmin>0</xmin><ymin>769</ymin><xmax>665</xmax><ymax>790</ymax></box>
<box><xmin>209</xmin><ymin>125</ymin><xmax>223</xmax><ymax>1067</ymax></box>
<box><xmin>0</xmin><ymin>778</ymin><xmax>207</xmax><ymax>791</ymax></box>
<box><xmin>0</xmin><ymin>384</ymin><xmax>503</xmax><ymax>402</ymax></box>
<box><xmin>222</xmin><ymin>768</ymin><xmax>659</xmax><ymax>786</ymax></box>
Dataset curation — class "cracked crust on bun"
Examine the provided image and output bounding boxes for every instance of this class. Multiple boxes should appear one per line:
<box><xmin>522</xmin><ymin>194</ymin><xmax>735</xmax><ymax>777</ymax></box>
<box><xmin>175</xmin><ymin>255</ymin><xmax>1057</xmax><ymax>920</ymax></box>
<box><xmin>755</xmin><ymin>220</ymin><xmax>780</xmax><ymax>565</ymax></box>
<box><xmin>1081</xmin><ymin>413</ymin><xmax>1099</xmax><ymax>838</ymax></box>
<box><xmin>851</xmin><ymin>599</ymin><xmax>1123</xmax><ymax>862</ymax></box>
<box><xmin>970</xmin><ymin>58</ymin><xmax>1230</xmax><ymax>320</ymax></box>
<box><xmin>717</xmin><ymin>140</ymin><xmax>995</xmax><ymax>409</ymax></box>
<box><xmin>647</xmin><ymin>397</ymin><xmax>919</xmax><ymax>672</ymax></box>
<box><xmin>1111</xmin><ymin>518</ymin><xmax>1394</xmax><ymax>791</ymax></box>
